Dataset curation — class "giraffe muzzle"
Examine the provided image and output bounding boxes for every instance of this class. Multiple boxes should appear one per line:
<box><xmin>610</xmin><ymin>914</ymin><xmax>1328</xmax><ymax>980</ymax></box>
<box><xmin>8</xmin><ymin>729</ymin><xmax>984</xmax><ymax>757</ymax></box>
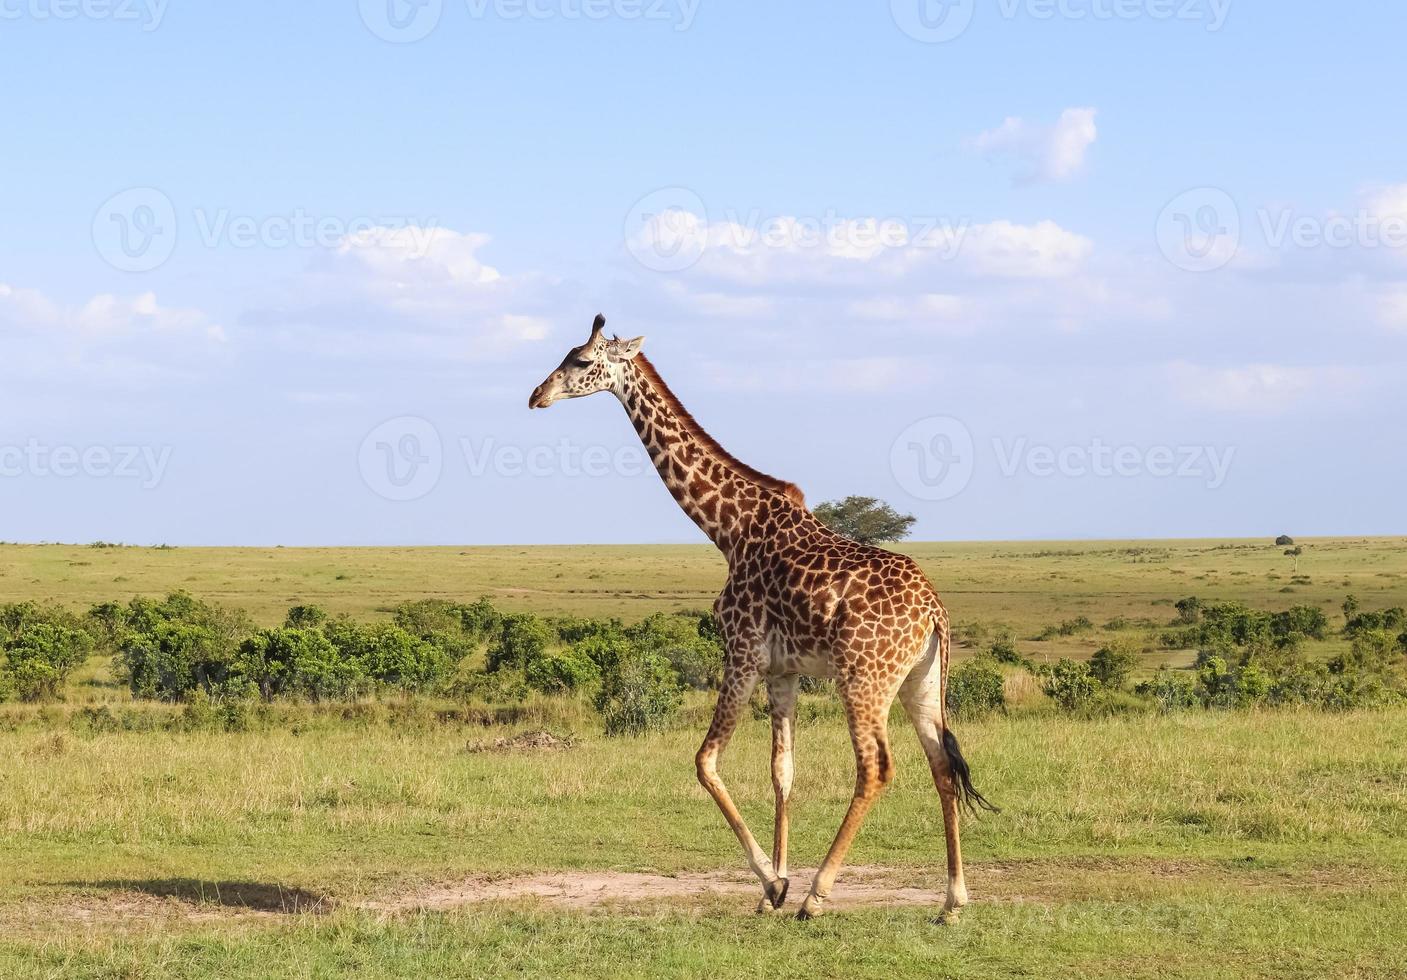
<box><xmin>528</xmin><ymin>379</ymin><xmax>558</xmax><ymax>409</ymax></box>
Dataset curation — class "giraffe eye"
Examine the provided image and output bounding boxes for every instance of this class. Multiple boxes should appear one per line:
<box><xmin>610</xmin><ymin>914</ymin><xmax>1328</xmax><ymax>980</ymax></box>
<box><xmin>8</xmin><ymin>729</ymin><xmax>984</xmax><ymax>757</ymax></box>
<box><xmin>572</xmin><ymin>357</ymin><xmax>593</xmax><ymax>368</ymax></box>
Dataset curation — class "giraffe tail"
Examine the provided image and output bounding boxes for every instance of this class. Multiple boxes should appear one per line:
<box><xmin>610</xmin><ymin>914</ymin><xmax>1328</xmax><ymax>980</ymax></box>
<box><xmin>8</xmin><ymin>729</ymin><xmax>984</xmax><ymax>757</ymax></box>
<box><xmin>941</xmin><ymin>728</ymin><xmax>1000</xmax><ymax>815</ymax></box>
<box><xmin>937</xmin><ymin>615</ymin><xmax>1000</xmax><ymax>815</ymax></box>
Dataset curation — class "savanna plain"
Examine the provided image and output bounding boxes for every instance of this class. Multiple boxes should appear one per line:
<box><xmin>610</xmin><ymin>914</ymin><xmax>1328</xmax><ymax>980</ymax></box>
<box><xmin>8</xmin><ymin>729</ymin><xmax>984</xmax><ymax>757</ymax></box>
<box><xmin>1</xmin><ymin>537</ymin><xmax>1405</xmax><ymax>979</ymax></box>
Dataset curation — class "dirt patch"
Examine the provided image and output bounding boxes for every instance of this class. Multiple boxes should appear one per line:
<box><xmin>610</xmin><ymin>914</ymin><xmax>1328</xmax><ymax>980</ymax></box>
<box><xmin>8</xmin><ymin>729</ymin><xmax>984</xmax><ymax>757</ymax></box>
<box><xmin>465</xmin><ymin>730</ymin><xmax>577</xmax><ymax>753</ymax></box>
<box><xmin>19</xmin><ymin>859</ymin><xmax>1389</xmax><ymax>930</ymax></box>
<box><xmin>365</xmin><ymin>866</ymin><xmax>949</xmax><ymax>913</ymax></box>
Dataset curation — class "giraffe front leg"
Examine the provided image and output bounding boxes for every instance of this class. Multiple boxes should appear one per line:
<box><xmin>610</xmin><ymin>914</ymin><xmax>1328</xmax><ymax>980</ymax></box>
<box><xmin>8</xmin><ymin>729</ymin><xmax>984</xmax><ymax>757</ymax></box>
<box><xmin>695</xmin><ymin>669</ymin><xmax>785</xmax><ymax>903</ymax></box>
<box><xmin>756</xmin><ymin>675</ymin><xmax>798</xmax><ymax>913</ymax></box>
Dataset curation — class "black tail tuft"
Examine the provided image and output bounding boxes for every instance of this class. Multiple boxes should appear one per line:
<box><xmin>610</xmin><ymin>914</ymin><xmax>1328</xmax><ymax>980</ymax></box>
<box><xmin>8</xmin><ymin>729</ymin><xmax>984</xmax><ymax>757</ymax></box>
<box><xmin>942</xmin><ymin>728</ymin><xmax>999</xmax><ymax>815</ymax></box>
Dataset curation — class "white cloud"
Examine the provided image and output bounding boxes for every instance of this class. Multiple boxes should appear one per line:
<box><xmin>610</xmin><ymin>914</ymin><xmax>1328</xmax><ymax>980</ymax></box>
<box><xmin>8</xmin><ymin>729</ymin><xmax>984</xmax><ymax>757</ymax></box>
<box><xmin>972</xmin><ymin>107</ymin><xmax>1098</xmax><ymax>184</ymax></box>
<box><xmin>629</xmin><ymin>212</ymin><xmax>1092</xmax><ymax>286</ymax></box>
<box><xmin>1365</xmin><ymin>183</ymin><xmax>1407</xmax><ymax>223</ymax></box>
<box><xmin>335</xmin><ymin>226</ymin><xmax>502</xmax><ymax>284</ymax></box>
<box><xmin>249</xmin><ymin>225</ymin><xmax>575</xmax><ymax>362</ymax></box>
<box><xmin>0</xmin><ymin>283</ymin><xmax>223</xmax><ymax>342</ymax></box>
<box><xmin>1166</xmin><ymin>362</ymin><xmax>1363</xmax><ymax>415</ymax></box>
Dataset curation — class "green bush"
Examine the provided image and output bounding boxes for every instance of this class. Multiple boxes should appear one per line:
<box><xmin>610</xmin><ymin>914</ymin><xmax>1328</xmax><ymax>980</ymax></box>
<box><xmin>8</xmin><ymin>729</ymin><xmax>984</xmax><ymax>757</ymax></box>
<box><xmin>1136</xmin><ymin>667</ymin><xmax>1198</xmax><ymax>712</ymax></box>
<box><xmin>593</xmin><ymin>639</ymin><xmax>683</xmax><ymax>736</ymax></box>
<box><xmin>486</xmin><ymin>614</ymin><xmax>556</xmax><ymax>677</ymax></box>
<box><xmin>118</xmin><ymin>622</ymin><xmax>231</xmax><ymax>701</ymax></box>
<box><xmin>988</xmin><ymin>633</ymin><xmax>1026</xmax><ymax>666</ymax></box>
<box><xmin>1042</xmin><ymin>659</ymin><xmax>1098</xmax><ymax>712</ymax></box>
<box><xmin>1088</xmin><ymin>637</ymin><xmax>1140</xmax><ymax>690</ymax></box>
<box><xmin>323</xmin><ymin>620</ymin><xmax>449</xmax><ymax>692</ymax></box>
<box><xmin>1036</xmin><ymin>616</ymin><xmax>1094</xmax><ymax>640</ymax></box>
<box><xmin>393</xmin><ymin>599</ymin><xmax>492</xmax><ymax>662</ymax></box>
<box><xmin>234</xmin><ymin>628</ymin><xmax>363</xmax><ymax>701</ymax></box>
<box><xmin>1</xmin><ymin>604</ymin><xmax>96</xmax><ymax>703</ymax></box>
<box><xmin>1345</xmin><ymin>607</ymin><xmax>1406</xmax><ymax>639</ymax></box>
<box><xmin>624</xmin><ymin>613</ymin><xmax>724</xmax><ymax>691</ymax></box>
<box><xmin>3</xmin><ymin>622</ymin><xmax>94</xmax><ymax>702</ymax></box>
<box><xmin>552</xmin><ymin>616</ymin><xmax>622</xmax><ymax>646</ymax></box>
<box><xmin>284</xmin><ymin>604</ymin><xmax>329</xmax><ymax>629</ymax></box>
<box><xmin>524</xmin><ymin>647</ymin><xmax>600</xmax><ymax>694</ymax></box>
<box><xmin>1174</xmin><ymin>596</ymin><xmax>1202</xmax><ymax>625</ymax></box>
<box><xmin>945</xmin><ymin>657</ymin><xmax>1006</xmax><ymax>718</ymax></box>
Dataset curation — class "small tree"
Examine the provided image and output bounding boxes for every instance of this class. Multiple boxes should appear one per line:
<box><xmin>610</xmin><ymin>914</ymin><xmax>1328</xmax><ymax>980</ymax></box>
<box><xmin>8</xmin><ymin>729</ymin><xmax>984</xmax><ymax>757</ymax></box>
<box><xmin>1283</xmin><ymin>546</ymin><xmax>1304</xmax><ymax>574</ymax></box>
<box><xmin>284</xmin><ymin>605</ymin><xmax>328</xmax><ymax>630</ymax></box>
<box><xmin>1342</xmin><ymin>594</ymin><xmax>1360</xmax><ymax>625</ymax></box>
<box><xmin>1088</xmin><ymin>638</ymin><xmax>1139</xmax><ymax>690</ymax></box>
<box><xmin>593</xmin><ymin>641</ymin><xmax>683</xmax><ymax>736</ymax></box>
<box><xmin>1042</xmin><ymin>659</ymin><xmax>1098</xmax><ymax>712</ymax></box>
<box><xmin>813</xmin><ymin>496</ymin><xmax>917</xmax><ymax>545</ymax></box>
<box><xmin>486</xmin><ymin>614</ymin><xmax>555</xmax><ymax>679</ymax></box>
<box><xmin>1174</xmin><ymin>596</ymin><xmax>1203</xmax><ymax>625</ymax></box>
<box><xmin>945</xmin><ymin>657</ymin><xmax>1006</xmax><ymax>718</ymax></box>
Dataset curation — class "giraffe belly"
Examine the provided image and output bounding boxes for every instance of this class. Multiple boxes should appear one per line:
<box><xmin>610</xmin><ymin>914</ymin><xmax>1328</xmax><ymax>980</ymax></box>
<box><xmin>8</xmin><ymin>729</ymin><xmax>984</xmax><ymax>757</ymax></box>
<box><xmin>762</xmin><ymin>629</ymin><xmax>835</xmax><ymax>679</ymax></box>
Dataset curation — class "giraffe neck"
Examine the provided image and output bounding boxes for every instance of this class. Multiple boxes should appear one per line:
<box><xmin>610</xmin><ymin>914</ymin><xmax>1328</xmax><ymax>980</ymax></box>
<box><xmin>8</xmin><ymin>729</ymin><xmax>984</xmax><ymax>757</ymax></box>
<box><xmin>614</xmin><ymin>354</ymin><xmax>807</xmax><ymax>558</ymax></box>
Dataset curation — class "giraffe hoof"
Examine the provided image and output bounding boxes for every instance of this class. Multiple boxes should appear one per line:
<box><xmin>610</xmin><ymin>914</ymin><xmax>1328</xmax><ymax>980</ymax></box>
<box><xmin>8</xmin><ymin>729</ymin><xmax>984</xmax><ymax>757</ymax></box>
<box><xmin>795</xmin><ymin>895</ymin><xmax>825</xmax><ymax>920</ymax></box>
<box><xmin>764</xmin><ymin>877</ymin><xmax>789</xmax><ymax>910</ymax></box>
<box><xmin>934</xmin><ymin>908</ymin><xmax>962</xmax><ymax>926</ymax></box>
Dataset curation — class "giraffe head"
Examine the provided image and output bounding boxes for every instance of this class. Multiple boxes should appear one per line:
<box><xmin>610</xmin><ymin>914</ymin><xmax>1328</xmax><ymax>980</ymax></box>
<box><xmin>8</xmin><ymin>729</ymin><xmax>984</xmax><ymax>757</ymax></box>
<box><xmin>529</xmin><ymin>314</ymin><xmax>645</xmax><ymax>409</ymax></box>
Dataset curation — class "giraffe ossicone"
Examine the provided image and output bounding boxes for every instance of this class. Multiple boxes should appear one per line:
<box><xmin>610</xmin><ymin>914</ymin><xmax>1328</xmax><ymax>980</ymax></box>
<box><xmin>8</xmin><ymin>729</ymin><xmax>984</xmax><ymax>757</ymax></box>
<box><xmin>530</xmin><ymin>313</ymin><xmax>996</xmax><ymax>920</ymax></box>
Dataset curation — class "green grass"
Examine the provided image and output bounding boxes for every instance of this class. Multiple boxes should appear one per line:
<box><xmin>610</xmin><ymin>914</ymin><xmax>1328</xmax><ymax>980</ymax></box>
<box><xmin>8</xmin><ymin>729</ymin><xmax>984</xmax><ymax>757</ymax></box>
<box><xmin>3</xmin><ymin>709</ymin><xmax>1407</xmax><ymax>977</ymax></box>
<box><xmin>2</xmin><ymin>537</ymin><xmax>1406</xmax><ymax>977</ymax></box>
<box><xmin>4</xmin><ymin>537</ymin><xmax>1404</xmax><ymax>632</ymax></box>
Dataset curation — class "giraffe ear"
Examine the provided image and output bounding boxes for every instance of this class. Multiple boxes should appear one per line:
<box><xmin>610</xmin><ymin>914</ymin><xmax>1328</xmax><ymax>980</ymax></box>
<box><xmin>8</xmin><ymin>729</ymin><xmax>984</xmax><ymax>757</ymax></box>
<box><xmin>607</xmin><ymin>335</ymin><xmax>645</xmax><ymax>363</ymax></box>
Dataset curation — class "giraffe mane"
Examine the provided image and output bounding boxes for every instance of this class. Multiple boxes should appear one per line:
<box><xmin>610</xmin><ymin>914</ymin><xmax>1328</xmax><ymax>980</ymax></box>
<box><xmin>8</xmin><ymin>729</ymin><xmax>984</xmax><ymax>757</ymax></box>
<box><xmin>633</xmin><ymin>353</ymin><xmax>807</xmax><ymax>509</ymax></box>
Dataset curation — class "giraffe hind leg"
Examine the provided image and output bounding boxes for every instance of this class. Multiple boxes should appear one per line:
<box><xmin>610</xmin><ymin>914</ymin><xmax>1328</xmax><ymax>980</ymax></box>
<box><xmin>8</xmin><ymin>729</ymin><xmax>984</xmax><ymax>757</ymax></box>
<box><xmin>898</xmin><ymin>635</ymin><xmax>996</xmax><ymax>922</ymax></box>
<box><xmin>796</xmin><ymin>676</ymin><xmax>899</xmax><ymax>920</ymax></box>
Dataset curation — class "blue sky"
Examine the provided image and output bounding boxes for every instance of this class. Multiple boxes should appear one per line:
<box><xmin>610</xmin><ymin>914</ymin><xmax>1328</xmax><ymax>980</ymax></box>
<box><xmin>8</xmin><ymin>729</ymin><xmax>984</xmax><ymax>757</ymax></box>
<box><xmin>1</xmin><ymin>0</ymin><xmax>1404</xmax><ymax>545</ymax></box>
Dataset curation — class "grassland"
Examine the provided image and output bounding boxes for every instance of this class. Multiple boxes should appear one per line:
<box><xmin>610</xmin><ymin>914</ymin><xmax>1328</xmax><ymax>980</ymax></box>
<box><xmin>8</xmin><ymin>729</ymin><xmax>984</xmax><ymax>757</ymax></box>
<box><xmin>5</xmin><ymin>534</ymin><xmax>1404</xmax><ymax>635</ymax></box>
<box><xmin>1</xmin><ymin>537</ymin><xmax>1405</xmax><ymax>978</ymax></box>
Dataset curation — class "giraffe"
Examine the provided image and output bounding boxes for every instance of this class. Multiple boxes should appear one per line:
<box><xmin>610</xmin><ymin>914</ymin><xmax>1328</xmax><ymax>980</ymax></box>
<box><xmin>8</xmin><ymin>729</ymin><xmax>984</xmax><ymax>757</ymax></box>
<box><xmin>529</xmin><ymin>314</ymin><xmax>996</xmax><ymax>921</ymax></box>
